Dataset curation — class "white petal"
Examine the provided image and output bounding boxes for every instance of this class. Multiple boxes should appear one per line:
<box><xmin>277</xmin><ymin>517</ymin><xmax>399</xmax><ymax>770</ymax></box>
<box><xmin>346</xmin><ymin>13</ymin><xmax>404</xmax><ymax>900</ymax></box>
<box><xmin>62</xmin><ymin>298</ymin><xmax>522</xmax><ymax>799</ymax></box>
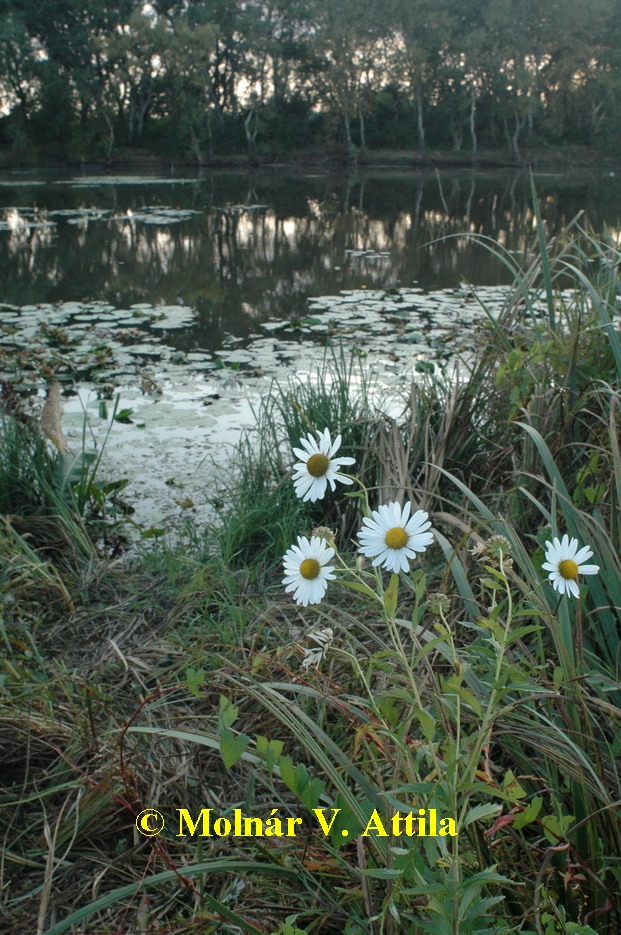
<box><xmin>398</xmin><ymin>550</ymin><xmax>411</xmax><ymax>572</ymax></box>
<box><xmin>328</xmin><ymin>433</ymin><xmax>342</xmax><ymax>456</ymax></box>
<box><xmin>374</xmin><ymin>504</ymin><xmax>389</xmax><ymax>525</ymax></box>
<box><xmin>299</xmin><ymin>436</ymin><xmax>318</xmax><ymax>455</ymax></box>
<box><xmin>409</xmin><ymin>533</ymin><xmax>433</xmax><ymax>553</ymax></box>
<box><xmin>399</xmin><ymin>501</ymin><xmax>411</xmax><ymax>524</ymax></box>
<box><xmin>573</xmin><ymin>545</ymin><xmax>593</xmax><ymax>564</ymax></box>
<box><xmin>317</xmin><ymin>429</ymin><xmax>331</xmax><ymax>453</ymax></box>
<box><xmin>293</xmin><ymin>474</ymin><xmax>316</xmax><ymax>497</ymax></box>
<box><xmin>305</xmin><ymin>477</ymin><xmax>327</xmax><ymax>501</ymax></box>
<box><xmin>292</xmin><ymin>460</ymin><xmax>313</xmax><ymax>474</ymax></box>
<box><xmin>541</xmin><ymin>561</ymin><xmax>558</xmax><ymax>572</ymax></box>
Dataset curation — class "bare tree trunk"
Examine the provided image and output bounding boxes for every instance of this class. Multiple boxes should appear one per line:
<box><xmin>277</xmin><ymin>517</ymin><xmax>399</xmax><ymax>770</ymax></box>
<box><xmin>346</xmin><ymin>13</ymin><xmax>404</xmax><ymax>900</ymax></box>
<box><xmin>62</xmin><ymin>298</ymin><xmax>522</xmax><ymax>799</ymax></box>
<box><xmin>344</xmin><ymin>110</ymin><xmax>358</xmax><ymax>167</ymax></box>
<box><xmin>207</xmin><ymin>109</ymin><xmax>214</xmax><ymax>158</ymax></box>
<box><xmin>137</xmin><ymin>92</ymin><xmax>150</xmax><ymax>139</ymax></box>
<box><xmin>416</xmin><ymin>84</ymin><xmax>425</xmax><ymax>158</ymax></box>
<box><xmin>103</xmin><ymin>111</ymin><xmax>115</xmax><ymax>160</ymax></box>
<box><xmin>469</xmin><ymin>89</ymin><xmax>477</xmax><ymax>163</ymax></box>
<box><xmin>589</xmin><ymin>100</ymin><xmax>605</xmax><ymax>145</ymax></box>
<box><xmin>503</xmin><ymin>115</ymin><xmax>512</xmax><ymax>152</ymax></box>
<box><xmin>189</xmin><ymin>125</ymin><xmax>204</xmax><ymax>164</ymax></box>
<box><xmin>128</xmin><ymin>99</ymin><xmax>136</xmax><ymax>143</ymax></box>
<box><xmin>343</xmin><ymin>110</ymin><xmax>353</xmax><ymax>150</ymax></box>
<box><xmin>450</xmin><ymin>121</ymin><xmax>463</xmax><ymax>151</ymax></box>
<box><xmin>512</xmin><ymin>110</ymin><xmax>525</xmax><ymax>162</ymax></box>
<box><xmin>505</xmin><ymin>110</ymin><xmax>525</xmax><ymax>161</ymax></box>
<box><xmin>244</xmin><ymin>105</ymin><xmax>259</xmax><ymax>163</ymax></box>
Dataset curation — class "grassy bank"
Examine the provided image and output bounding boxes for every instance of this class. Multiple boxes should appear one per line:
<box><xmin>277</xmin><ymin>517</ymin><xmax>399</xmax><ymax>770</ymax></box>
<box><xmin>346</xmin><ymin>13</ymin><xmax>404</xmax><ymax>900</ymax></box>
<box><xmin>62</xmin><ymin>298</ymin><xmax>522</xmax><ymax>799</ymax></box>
<box><xmin>0</xmin><ymin>143</ymin><xmax>619</xmax><ymax>173</ymax></box>
<box><xmin>2</xmin><ymin>222</ymin><xmax>621</xmax><ymax>934</ymax></box>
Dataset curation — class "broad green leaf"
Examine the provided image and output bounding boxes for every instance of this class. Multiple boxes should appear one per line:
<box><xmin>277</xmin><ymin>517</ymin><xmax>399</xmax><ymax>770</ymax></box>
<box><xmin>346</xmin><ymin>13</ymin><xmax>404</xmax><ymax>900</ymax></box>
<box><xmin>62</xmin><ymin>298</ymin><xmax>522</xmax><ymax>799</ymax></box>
<box><xmin>339</xmin><ymin>580</ymin><xmax>381</xmax><ymax>602</ymax></box>
<box><xmin>186</xmin><ymin>667</ymin><xmax>206</xmax><ymax>697</ymax></box>
<box><xmin>513</xmin><ymin>796</ymin><xmax>543</xmax><ymax>830</ymax></box>
<box><xmin>462</xmin><ymin>802</ymin><xmax>502</xmax><ymax>828</ymax></box>
<box><xmin>410</xmin><ymin>705</ymin><xmax>436</xmax><ymax>742</ymax></box>
<box><xmin>383</xmin><ymin>573</ymin><xmax>399</xmax><ymax>616</ymax></box>
<box><xmin>301</xmin><ymin>777</ymin><xmax>324</xmax><ymax>810</ymax></box>
<box><xmin>220</xmin><ymin>728</ymin><xmax>250</xmax><ymax>768</ymax></box>
<box><xmin>503</xmin><ymin>770</ymin><xmax>527</xmax><ymax>800</ymax></box>
<box><xmin>541</xmin><ymin>812</ymin><xmax>575</xmax><ymax>845</ymax></box>
<box><xmin>219</xmin><ymin>695</ymin><xmax>239</xmax><ymax>729</ymax></box>
<box><xmin>256</xmin><ymin>735</ymin><xmax>284</xmax><ymax>773</ymax></box>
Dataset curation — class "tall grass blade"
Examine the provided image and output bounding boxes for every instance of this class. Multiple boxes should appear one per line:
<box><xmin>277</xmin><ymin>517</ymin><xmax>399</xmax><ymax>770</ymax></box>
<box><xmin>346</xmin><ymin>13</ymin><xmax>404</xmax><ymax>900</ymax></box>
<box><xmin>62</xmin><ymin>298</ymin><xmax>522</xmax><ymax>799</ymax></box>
<box><xmin>559</xmin><ymin>259</ymin><xmax>621</xmax><ymax>380</ymax></box>
<box><xmin>529</xmin><ymin>171</ymin><xmax>555</xmax><ymax>329</ymax></box>
<box><xmin>42</xmin><ymin>860</ymin><xmax>297</xmax><ymax>935</ymax></box>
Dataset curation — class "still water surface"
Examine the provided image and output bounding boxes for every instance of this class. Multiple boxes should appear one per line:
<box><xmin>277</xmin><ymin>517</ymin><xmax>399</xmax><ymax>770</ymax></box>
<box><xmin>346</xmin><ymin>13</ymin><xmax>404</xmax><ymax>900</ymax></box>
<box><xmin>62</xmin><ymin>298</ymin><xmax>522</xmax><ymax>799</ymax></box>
<box><xmin>2</xmin><ymin>167</ymin><xmax>620</xmax><ymax>354</ymax></box>
<box><xmin>2</xmin><ymin>168</ymin><xmax>620</xmax><ymax>529</ymax></box>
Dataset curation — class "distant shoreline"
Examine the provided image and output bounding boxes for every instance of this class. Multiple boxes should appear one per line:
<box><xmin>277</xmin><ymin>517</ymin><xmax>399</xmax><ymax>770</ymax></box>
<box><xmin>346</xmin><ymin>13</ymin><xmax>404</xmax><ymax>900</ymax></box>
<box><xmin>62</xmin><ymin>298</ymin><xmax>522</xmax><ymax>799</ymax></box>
<box><xmin>1</xmin><ymin>145</ymin><xmax>618</xmax><ymax>175</ymax></box>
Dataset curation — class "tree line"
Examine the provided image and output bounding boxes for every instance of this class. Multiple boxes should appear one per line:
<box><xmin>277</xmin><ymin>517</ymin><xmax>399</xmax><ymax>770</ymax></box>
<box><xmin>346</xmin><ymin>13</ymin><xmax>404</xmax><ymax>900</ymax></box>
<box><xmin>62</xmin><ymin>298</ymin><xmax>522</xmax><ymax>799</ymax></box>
<box><xmin>1</xmin><ymin>0</ymin><xmax>620</xmax><ymax>164</ymax></box>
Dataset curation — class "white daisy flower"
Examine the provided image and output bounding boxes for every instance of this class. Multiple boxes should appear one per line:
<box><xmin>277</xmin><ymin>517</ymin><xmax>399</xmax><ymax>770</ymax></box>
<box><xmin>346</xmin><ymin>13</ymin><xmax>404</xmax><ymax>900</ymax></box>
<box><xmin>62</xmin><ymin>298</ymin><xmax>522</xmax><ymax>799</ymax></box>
<box><xmin>542</xmin><ymin>534</ymin><xmax>599</xmax><ymax>598</ymax></box>
<box><xmin>358</xmin><ymin>501</ymin><xmax>433</xmax><ymax>574</ymax></box>
<box><xmin>291</xmin><ymin>428</ymin><xmax>355</xmax><ymax>502</ymax></box>
<box><xmin>283</xmin><ymin>535</ymin><xmax>337</xmax><ymax>605</ymax></box>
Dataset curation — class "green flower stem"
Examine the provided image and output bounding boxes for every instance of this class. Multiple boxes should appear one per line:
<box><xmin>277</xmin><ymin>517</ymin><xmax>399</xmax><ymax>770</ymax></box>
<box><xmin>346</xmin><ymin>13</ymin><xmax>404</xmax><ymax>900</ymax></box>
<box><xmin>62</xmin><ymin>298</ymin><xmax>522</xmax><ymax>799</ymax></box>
<box><xmin>332</xmin><ymin>647</ymin><xmax>377</xmax><ymax>708</ymax></box>
<box><xmin>383</xmin><ymin>577</ymin><xmax>445</xmax><ymax>785</ymax></box>
<box><xmin>459</xmin><ymin>559</ymin><xmax>515</xmax><ymax>821</ymax></box>
<box><xmin>333</xmin><ymin>550</ymin><xmax>384</xmax><ymax>606</ymax></box>
<box><xmin>385</xmin><ymin>612</ymin><xmax>424</xmax><ymax>711</ymax></box>
<box><xmin>483</xmin><ymin>561</ymin><xmax>513</xmax><ymax>728</ymax></box>
<box><xmin>345</xmin><ymin>474</ymin><xmax>372</xmax><ymax>517</ymax></box>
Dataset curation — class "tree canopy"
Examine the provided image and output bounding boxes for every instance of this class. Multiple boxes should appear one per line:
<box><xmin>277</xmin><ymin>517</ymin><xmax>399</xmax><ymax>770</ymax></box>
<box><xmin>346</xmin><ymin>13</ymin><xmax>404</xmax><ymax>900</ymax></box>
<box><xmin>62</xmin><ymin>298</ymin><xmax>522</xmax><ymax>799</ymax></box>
<box><xmin>1</xmin><ymin>0</ymin><xmax>619</xmax><ymax>162</ymax></box>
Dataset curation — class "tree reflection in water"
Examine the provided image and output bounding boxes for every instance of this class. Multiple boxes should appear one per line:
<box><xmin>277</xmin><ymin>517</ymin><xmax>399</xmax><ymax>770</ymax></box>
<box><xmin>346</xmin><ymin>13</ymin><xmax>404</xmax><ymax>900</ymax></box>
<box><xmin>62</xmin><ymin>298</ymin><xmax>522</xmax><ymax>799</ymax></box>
<box><xmin>0</xmin><ymin>169</ymin><xmax>618</xmax><ymax>355</ymax></box>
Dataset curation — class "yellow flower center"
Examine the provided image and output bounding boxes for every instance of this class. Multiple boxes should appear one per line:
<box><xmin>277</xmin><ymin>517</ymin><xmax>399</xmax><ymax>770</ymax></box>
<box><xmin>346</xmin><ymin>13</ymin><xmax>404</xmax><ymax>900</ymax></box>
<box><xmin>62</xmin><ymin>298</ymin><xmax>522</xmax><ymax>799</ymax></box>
<box><xmin>385</xmin><ymin>526</ymin><xmax>409</xmax><ymax>550</ymax></box>
<box><xmin>300</xmin><ymin>558</ymin><xmax>321</xmax><ymax>580</ymax></box>
<box><xmin>306</xmin><ymin>453</ymin><xmax>330</xmax><ymax>477</ymax></box>
<box><xmin>558</xmin><ymin>558</ymin><xmax>579</xmax><ymax>580</ymax></box>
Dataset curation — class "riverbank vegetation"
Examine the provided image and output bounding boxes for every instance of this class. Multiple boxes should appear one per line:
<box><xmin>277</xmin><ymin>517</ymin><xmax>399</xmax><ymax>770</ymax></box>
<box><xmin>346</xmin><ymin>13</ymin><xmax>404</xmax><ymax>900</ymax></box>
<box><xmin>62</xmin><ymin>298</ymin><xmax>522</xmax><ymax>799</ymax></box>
<box><xmin>1</xmin><ymin>0</ymin><xmax>621</xmax><ymax>167</ymax></box>
<box><xmin>2</xmin><ymin>223</ymin><xmax>621</xmax><ymax>933</ymax></box>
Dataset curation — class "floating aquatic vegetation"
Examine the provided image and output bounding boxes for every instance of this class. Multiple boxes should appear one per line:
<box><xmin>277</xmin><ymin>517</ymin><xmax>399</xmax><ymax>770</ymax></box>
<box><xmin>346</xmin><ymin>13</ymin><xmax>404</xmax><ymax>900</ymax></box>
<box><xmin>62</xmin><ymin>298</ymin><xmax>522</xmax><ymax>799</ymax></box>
<box><xmin>0</xmin><ymin>284</ymin><xmax>531</xmax><ymax>530</ymax></box>
<box><xmin>116</xmin><ymin>207</ymin><xmax>201</xmax><ymax>225</ymax></box>
<box><xmin>63</xmin><ymin>176</ymin><xmax>201</xmax><ymax>187</ymax></box>
<box><xmin>149</xmin><ymin>305</ymin><xmax>196</xmax><ymax>329</ymax></box>
<box><xmin>0</xmin><ymin>180</ymin><xmax>47</xmax><ymax>187</ymax></box>
<box><xmin>49</xmin><ymin>208</ymin><xmax>111</xmax><ymax>224</ymax></box>
<box><xmin>258</xmin><ymin>284</ymin><xmax>554</xmax><ymax>368</ymax></box>
<box><xmin>0</xmin><ymin>300</ymin><xmax>199</xmax><ymax>388</ymax></box>
<box><xmin>216</xmin><ymin>204</ymin><xmax>268</xmax><ymax>214</ymax></box>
